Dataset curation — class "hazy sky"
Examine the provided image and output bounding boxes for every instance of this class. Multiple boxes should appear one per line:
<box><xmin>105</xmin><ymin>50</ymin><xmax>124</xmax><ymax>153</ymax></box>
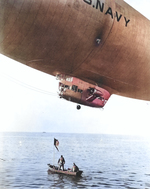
<box><xmin>0</xmin><ymin>0</ymin><xmax>150</xmax><ymax>136</ymax></box>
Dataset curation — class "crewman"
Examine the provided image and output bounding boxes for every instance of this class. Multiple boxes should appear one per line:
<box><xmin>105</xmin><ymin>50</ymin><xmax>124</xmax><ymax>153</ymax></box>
<box><xmin>72</xmin><ymin>163</ymin><xmax>79</xmax><ymax>172</ymax></box>
<box><xmin>58</xmin><ymin>155</ymin><xmax>65</xmax><ymax>171</ymax></box>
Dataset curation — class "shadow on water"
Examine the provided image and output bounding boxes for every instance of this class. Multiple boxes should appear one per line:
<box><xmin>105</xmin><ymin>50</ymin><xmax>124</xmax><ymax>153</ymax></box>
<box><xmin>47</xmin><ymin>171</ymin><xmax>84</xmax><ymax>188</ymax></box>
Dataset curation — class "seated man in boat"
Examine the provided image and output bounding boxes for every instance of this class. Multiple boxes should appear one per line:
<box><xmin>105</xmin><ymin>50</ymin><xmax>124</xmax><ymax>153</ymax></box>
<box><xmin>72</xmin><ymin>163</ymin><xmax>79</xmax><ymax>172</ymax></box>
<box><xmin>58</xmin><ymin>155</ymin><xmax>65</xmax><ymax>171</ymax></box>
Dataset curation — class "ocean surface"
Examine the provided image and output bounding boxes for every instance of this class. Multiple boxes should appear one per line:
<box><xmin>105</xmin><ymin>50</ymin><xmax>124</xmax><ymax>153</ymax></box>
<box><xmin>0</xmin><ymin>132</ymin><xmax>150</xmax><ymax>189</ymax></box>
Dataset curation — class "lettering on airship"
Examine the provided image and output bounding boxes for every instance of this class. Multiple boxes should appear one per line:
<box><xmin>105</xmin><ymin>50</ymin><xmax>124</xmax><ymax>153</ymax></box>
<box><xmin>83</xmin><ymin>0</ymin><xmax>130</xmax><ymax>27</ymax></box>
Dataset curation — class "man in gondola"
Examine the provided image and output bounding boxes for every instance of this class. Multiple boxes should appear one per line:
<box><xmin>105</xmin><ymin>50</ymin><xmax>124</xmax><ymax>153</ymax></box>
<box><xmin>58</xmin><ymin>155</ymin><xmax>65</xmax><ymax>171</ymax></box>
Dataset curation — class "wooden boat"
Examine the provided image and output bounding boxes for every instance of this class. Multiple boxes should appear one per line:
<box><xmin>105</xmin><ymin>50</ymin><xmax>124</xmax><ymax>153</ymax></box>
<box><xmin>47</xmin><ymin>164</ymin><xmax>83</xmax><ymax>177</ymax></box>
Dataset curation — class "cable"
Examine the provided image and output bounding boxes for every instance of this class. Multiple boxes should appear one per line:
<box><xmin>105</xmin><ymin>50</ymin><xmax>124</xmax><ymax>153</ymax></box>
<box><xmin>0</xmin><ymin>72</ymin><xmax>58</xmax><ymax>97</ymax></box>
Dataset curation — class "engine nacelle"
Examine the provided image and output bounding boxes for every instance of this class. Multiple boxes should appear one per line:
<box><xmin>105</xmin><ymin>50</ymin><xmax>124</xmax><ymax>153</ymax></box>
<box><xmin>57</xmin><ymin>74</ymin><xmax>110</xmax><ymax>108</ymax></box>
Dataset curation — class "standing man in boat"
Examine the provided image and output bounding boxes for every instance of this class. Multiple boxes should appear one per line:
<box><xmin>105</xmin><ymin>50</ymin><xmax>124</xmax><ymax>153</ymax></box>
<box><xmin>58</xmin><ymin>155</ymin><xmax>65</xmax><ymax>171</ymax></box>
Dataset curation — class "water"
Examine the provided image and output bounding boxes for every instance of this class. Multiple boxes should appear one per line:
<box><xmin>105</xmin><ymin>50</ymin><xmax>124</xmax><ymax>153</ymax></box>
<box><xmin>0</xmin><ymin>132</ymin><xmax>150</xmax><ymax>189</ymax></box>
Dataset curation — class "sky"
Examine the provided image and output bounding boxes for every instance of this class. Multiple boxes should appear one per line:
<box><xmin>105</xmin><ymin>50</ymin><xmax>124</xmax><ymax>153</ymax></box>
<box><xmin>0</xmin><ymin>0</ymin><xmax>150</xmax><ymax>136</ymax></box>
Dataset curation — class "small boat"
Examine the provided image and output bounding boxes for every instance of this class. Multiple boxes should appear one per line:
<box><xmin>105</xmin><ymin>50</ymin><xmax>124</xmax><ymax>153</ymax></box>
<box><xmin>47</xmin><ymin>164</ymin><xmax>83</xmax><ymax>177</ymax></box>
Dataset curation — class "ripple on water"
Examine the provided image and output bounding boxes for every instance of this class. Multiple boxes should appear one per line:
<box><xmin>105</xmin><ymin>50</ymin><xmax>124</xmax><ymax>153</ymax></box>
<box><xmin>145</xmin><ymin>173</ymin><xmax>150</xmax><ymax>176</ymax></box>
<box><xmin>146</xmin><ymin>183</ymin><xmax>150</xmax><ymax>187</ymax></box>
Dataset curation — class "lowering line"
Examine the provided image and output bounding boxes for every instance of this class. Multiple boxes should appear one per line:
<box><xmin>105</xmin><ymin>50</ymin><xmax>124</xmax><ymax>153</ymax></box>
<box><xmin>0</xmin><ymin>72</ymin><xmax>58</xmax><ymax>97</ymax></box>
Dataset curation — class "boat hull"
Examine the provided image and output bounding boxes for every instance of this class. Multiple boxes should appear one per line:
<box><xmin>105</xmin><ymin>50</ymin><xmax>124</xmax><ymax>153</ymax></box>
<box><xmin>47</xmin><ymin>164</ymin><xmax>83</xmax><ymax>177</ymax></box>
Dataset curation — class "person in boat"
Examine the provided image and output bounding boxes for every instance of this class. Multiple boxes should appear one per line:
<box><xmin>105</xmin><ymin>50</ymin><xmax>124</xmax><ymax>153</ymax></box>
<box><xmin>58</xmin><ymin>155</ymin><xmax>65</xmax><ymax>171</ymax></box>
<box><xmin>72</xmin><ymin>163</ymin><xmax>79</xmax><ymax>172</ymax></box>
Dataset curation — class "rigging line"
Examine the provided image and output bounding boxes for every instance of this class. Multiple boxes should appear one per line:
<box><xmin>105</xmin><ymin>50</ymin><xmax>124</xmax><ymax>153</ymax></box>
<box><xmin>0</xmin><ymin>72</ymin><xmax>58</xmax><ymax>97</ymax></box>
<box><xmin>1</xmin><ymin>72</ymin><xmax>57</xmax><ymax>96</ymax></box>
